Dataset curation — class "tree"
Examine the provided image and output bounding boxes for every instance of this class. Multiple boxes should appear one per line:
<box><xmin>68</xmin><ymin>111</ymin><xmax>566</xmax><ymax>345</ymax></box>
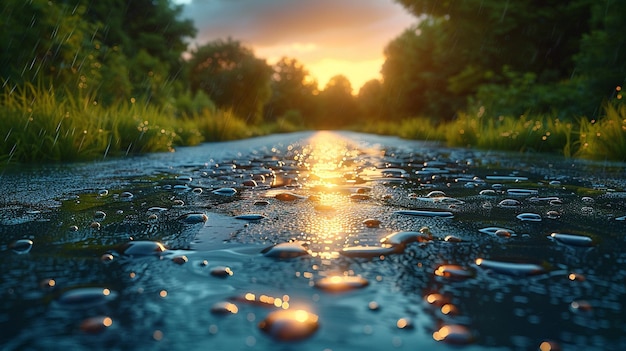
<box><xmin>265</xmin><ymin>57</ymin><xmax>318</xmax><ymax>122</ymax></box>
<box><xmin>386</xmin><ymin>0</ymin><xmax>595</xmax><ymax>119</ymax></box>
<box><xmin>574</xmin><ymin>0</ymin><xmax>626</xmax><ymax>108</ymax></box>
<box><xmin>186</xmin><ymin>38</ymin><xmax>273</xmax><ymax>123</ymax></box>
<box><xmin>0</xmin><ymin>0</ymin><xmax>101</xmax><ymax>92</ymax></box>
<box><xmin>357</xmin><ymin>79</ymin><xmax>385</xmax><ymax>121</ymax></box>
<box><xmin>82</xmin><ymin>0</ymin><xmax>196</xmax><ymax>104</ymax></box>
<box><xmin>316</xmin><ymin>75</ymin><xmax>360</xmax><ymax>129</ymax></box>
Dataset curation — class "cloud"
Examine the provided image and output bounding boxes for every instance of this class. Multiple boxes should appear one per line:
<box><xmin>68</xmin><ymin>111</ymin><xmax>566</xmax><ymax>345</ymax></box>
<box><xmin>183</xmin><ymin>0</ymin><xmax>414</xmax><ymax>55</ymax></box>
<box><xmin>180</xmin><ymin>0</ymin><xmax>416</xmax><ymax>90</ymax></box>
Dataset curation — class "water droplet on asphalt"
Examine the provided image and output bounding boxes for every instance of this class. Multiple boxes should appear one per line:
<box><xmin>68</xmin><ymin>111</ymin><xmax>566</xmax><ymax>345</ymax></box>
<box><xmin>212</xmin><ymin>187</ymin><xmax>237</xmax><ymax>196</ymax></box>
<box><xmin>340</xmin><ymin>245</ymin><xmax>399</xmax><ymax>258</ymax></box>
<box><xmin>314</xmin><ymin>275</ymin><xmax>369</xmax><ymax>292</ymax></box>
<box><xmin>119</xmin><ymin>241</ymin><xmax>167</xmax><ymax>256</ymax></box>
<box><xmin>10</xmin><ymin>239</ymin><xmax>33</xmax><ymax>254</ymax></box>
<box><xmin>258</xmin><ymin>309</ymin><xmax>319</xmax><ymax>341</ymax></box>
<box><xmin>549</xmin><ymin>233</ymin><xmax>593</xmax><ymax>247</ymax></box>
<box><xmin>261</xmin><ymin>242</ymin><xmax>310</xmax><ymax>259</ymax></box>
<box><xmin>475</xmin><ymin>258</ymin><xmax>547</xmax><ymax>276</ymax></box>
<box><xmin>80</xmin><ymin>316</ymin><xmax>113</xmax><ymax>334</ymax></box>
<box><xmin>177</xmin><ymin>212</ymin><xmax>208</xmax><ymax>224</ymax></box>
<box><xmin>235</xmin><ymin>214</ymin><xmax>266</xmax><ymax>221</ymax></box>
<box><xmin>434</xmin><ymin>264</ymin><xmax>474</xmax><ymax>280</ymax></box>
<box><xmin>210</xmin><ymin>266</ymin><xmax>234</xmax><ymax>277</ymax></box>
<box><xmin>433</xmin><ymin>324</ymin><xmax>474</xmax><ymax>344</ymax></box>
<box><xmin>517</xmin><ymin>213</ymin><xmax>542</xmax><ymax>222</ymax></box>
<box><xmin>362</xmin><ymin>218</ymin><xmax>381</xmax><ymax>228</ymax></box>
<box><xmin>211</xmin><ymin>302</ymin><xmax>239</xmax><ymax>315</ymax></box>
<box><xmin>57</xmin><ymin>287</ymin><xmax>117</xmax><ymax>308</ymax></box>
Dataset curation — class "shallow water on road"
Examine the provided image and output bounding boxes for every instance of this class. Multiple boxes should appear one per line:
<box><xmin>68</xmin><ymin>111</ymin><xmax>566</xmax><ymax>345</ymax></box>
<box><xmin>1</xmin><ymin>131</ymin><xmax>625</xmax><ymax>350</ymax></box>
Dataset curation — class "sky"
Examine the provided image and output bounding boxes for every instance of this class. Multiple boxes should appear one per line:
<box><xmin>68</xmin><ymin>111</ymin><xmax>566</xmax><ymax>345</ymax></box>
<box><xmin>175</xmin><ymin>0</ymin><xmax>416</xmax><ymax>93</ymax></box>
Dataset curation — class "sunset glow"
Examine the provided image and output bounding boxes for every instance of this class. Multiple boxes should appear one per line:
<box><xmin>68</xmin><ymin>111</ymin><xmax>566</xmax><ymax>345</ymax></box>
<box><xmin>181</xmin><ymin>0</ymin><xmax>415</xmax><ymax>93</ymax></box>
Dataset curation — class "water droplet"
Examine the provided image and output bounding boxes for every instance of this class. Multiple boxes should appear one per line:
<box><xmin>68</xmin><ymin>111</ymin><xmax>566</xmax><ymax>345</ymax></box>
<box><xmin>80</xmin><ymin>316</ymin><xmax>113</xmax><ymax>334</ymax></box>
<box><xmin>211</xmin><ymin>302</ymin><xmax>239</xmax><ymax>315</ymax></box>
<box><xmin>362</xmin><ymin>218</ymin><xmax>381</xmax><ymax>228</ymax></box>
<box><xmin>254</xmin><ymin>200</ymin><xmax>270</xmax><ymax>206</ymax></box>
<box><xmin>274</xmin><ymin>192</ymin><xmax>306</xmax><ymax>201</ymax></box>
<box><xmin>426</xmin><ymin>190</ymin><xmax>447</xmax><ymax>197</ymax></box>
<box><xmin>479</xmin><ymin>227</ymin><xmax>516</xmax><ymax>237</ymax></box>
<box><xmin>380</xmin><ymin>231</ymin><xmax>430</xmax><ymax>246</ymax></box>
<box><xmin>479</xmin><ymin>189</ymin><xmax>497</xmax><ymax>196</ymax></box>
<box><xmin>210</xmin><ymin>266</ymin><xmax>234</xmax><ymax>277</ymax></box>
<box><xmin>549</xmin><ymin>233</ymin><xmax>593</xmax><ymax>247</ymax></box>
<box><xmin>258</xmin><ymin>309</ymin><xmax>319</xmax><ymax>341</ymax></box>
<box><xmin>424</xmin><ymin>293</ymin><xmax>449</xmax><ymax>307</ymax></box>
<box><xmin>570</xmin><ymin>300</ymin><xmax>592</xmax><ymax>313</ymax></box>
<box><xmin>148</xmin><ymin>207</ymin><xmax>168</xmax><ymax>212</ymax></box>
<box><xmin>340</xmin><ymin>245</ymin><xmax>399</xmax><ymax>258</ymax></box>
<box><xmin>433</xmin><ymin>324</ymin><xmax>474</xmax><ymax>344</ymax></box>
<box><xmin>98</xmin><ymin>189</ymin><xmax>109</xmax><ymax>197</ymax></box>
<box><xmin>314</xmin><ymin>275</ymin><xmax>369</xmax><ymax>292</ymax></box>
<box><xmin>242</xmin><ymin>180</ymin><xmax>258</xmax><ymax>187</ymax></box>
<box><xmin>172</xmin><ymin>199</ymin><xmax>185</xmax><ymax>207</ymax></box>
<box><xmin>120</xmin><ymin>191</ymin><xmax>134</xmax><ymax>199</ymax></box>
<box><xmin>444</xmin><ymin>235</ymin><xmax>463</xmax><ymax>243</ymax></box>
<box><xmin>101</xmin><ymin>253</ymin><xmax>114</xmax><ymax>263</ymax></box>
<box><xmin>235</xmin><ymin>214</ymin><xmax>266</xmax><ymax>221</ymax></box>
<box><xmin>394</xmin><ymin>210</ymin><xmax>454</xmax><ymax>218</ymax></box>
<box><xmin>396</xmin><ymin>317</ymin><xmax>414</xmax><ymax>329</ymax></box>
<box><xmin>119</xmin><ymin>241</ymin><xmax>167</xmax><ymax>256</ymax></box>
<box><xmin>10</xmin><ymin>239</ymin><xmax>33</xmax><ymax>254</ymax></box>
<box><xmin>262</xmin><ymin>242</ymin><xmax>310</xmax><ymax>259</ymax></box>
<box><xmin>507</xmin><ymin>188</ymin><xmax>538</xmax><ymax>196</ymax></box>
<box><xmin>568</xmin><ymin>273</ymin><xmax>586</xmax><ymax>282</ymax></box>
<box><xmin>516</xmin><ymin>213</ymin><xmax>542</xmax><ymax>222</ymax></box>
<box><xmin>368</xmin><ymin>301</ymin><xmax>380</xmax><ymax>311</ymax></box>
<box><xmin>546</xmin><ymin>210</ymin><xmax>561</xmax><ymax>219</ymax></box>
<box><xmin>177</xmin><ymin>212</ymin><xmax>208</xmax><ymax>224</ymax></box>
<box><xmin>192</xmin><ymin>188</ymin><xmax>203</xmax><ymax>194</ymax></box>
<box><xmin>539</xmin><ymin>340</ymin><xmax>562</xmax><ymax>351</ymax></box>
<box><xmin>434</xmin><ymin>264</ymin><xmax>474</xmax><ymax>280</ymax></box>
<box><xmin>212</xmin><ymin>187</ymin><xmax>237</xmax><ymax>196</ymax></box>
<box><xmin>498</xmin><ymin>199</ymin><xmax>521</xmax><ymax>208</ymax></box>
<box><xmin>69</xmin><ymin>225</ymin><xmax>79</xmax><ymax>231</ymax></box>
<box><xmin>475</xmin><ymin>258</ymin><xmax>546</xmax><ymax>276</ymax></box>
<box><xmin>581</xmin><ymin>196</ymin><xmax>594</xmax><ymax>203</ymax></box>
<box><xmin>40</xmin><ymin>278</ymin><xmax>57</xmax><ymax>291</ymax></box>
<box><xmin>171</xmin><ymin>255</ymin><xmax>188</xmax><ymax>265</ymax></box>
<box><xmin>94</xmin><ymin>211</ymin><xmax>106</xmax><ymax>220</ymax></box>
<box><xmin>57</xmin><ymin>287</ymin><xmax>117</xmax><ymax>308</ymax></box>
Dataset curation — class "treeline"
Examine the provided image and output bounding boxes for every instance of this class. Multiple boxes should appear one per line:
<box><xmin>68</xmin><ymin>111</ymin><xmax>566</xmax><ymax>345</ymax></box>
<box><xmin>1</xmin><ymin>0</ymin><xmax>625</xmax><ymax>162</ymax></box>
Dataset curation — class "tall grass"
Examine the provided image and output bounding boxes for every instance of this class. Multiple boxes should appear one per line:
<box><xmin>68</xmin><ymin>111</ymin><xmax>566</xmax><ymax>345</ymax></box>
<box><xmin>0</xmin><ymin>84</ymin><xmax>260</xmax><ymax>163</ymax></box>
<box><xmin>576</xmin><ymin>103</ymin><xmax>626</xmax><ymax>161</ymax></box>
<box><xmin>445</xmin><ymin>112</ymin><xmax>576</xmax><ymax>156</ymax></box>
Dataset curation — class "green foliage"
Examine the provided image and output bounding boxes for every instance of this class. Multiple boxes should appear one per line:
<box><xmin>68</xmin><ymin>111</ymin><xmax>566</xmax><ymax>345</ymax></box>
<box><xmin>186</xmin><ymin>38</ymin><xmax>273</xmax><ymax>123</ymax></box>
<box><xmin>387</xmin><ymin>0</ymin><xmax>599</xmax><ymax>119</ymax></box>
<box><xmin>315</xmin><ymin>75</ymin><xmax>360</xmax><ymax>129</ymax></box>
<box><xmin>265</xmin><ymin>57</ymin><xmax>318</xmax><ymax>123</ymax></box>
<box><xmin>445</xmin><ymin>112</ymin><xmax>576</xmax><ymax>155</ymax></box>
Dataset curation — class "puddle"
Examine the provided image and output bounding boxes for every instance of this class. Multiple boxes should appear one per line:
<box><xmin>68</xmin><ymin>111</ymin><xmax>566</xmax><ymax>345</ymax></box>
<box><xmin>0</xmin><ymin>131</ymin><xmax>625</xmax><ymax>350</ymax></box>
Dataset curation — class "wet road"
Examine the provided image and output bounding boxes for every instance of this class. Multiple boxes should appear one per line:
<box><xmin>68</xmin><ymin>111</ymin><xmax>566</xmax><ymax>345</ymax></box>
<box><xmin>1</xmin><ymin>131</ymin><xmax>625</xmax><ymax>350</ymax></box>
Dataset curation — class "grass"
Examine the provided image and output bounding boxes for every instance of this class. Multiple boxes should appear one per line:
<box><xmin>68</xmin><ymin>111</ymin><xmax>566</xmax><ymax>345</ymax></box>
<box><xmin>576</xmin><ymin>103</ymin><xmax>626</xmax><ymax>161</ymax></box>
<box><xmin>0</xmin><ymin>84</ymin><xmax>263</xmax><ymax>163</ymax></box>
<box><xmin>356</xmin><ymin>102</ymin><xmax>625</xmax><ymax>162</ymax></box>
<box><xmin>1</xmin><ymin>84</ymin><xmax>625</xmax><ymax>163</ymax></box>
